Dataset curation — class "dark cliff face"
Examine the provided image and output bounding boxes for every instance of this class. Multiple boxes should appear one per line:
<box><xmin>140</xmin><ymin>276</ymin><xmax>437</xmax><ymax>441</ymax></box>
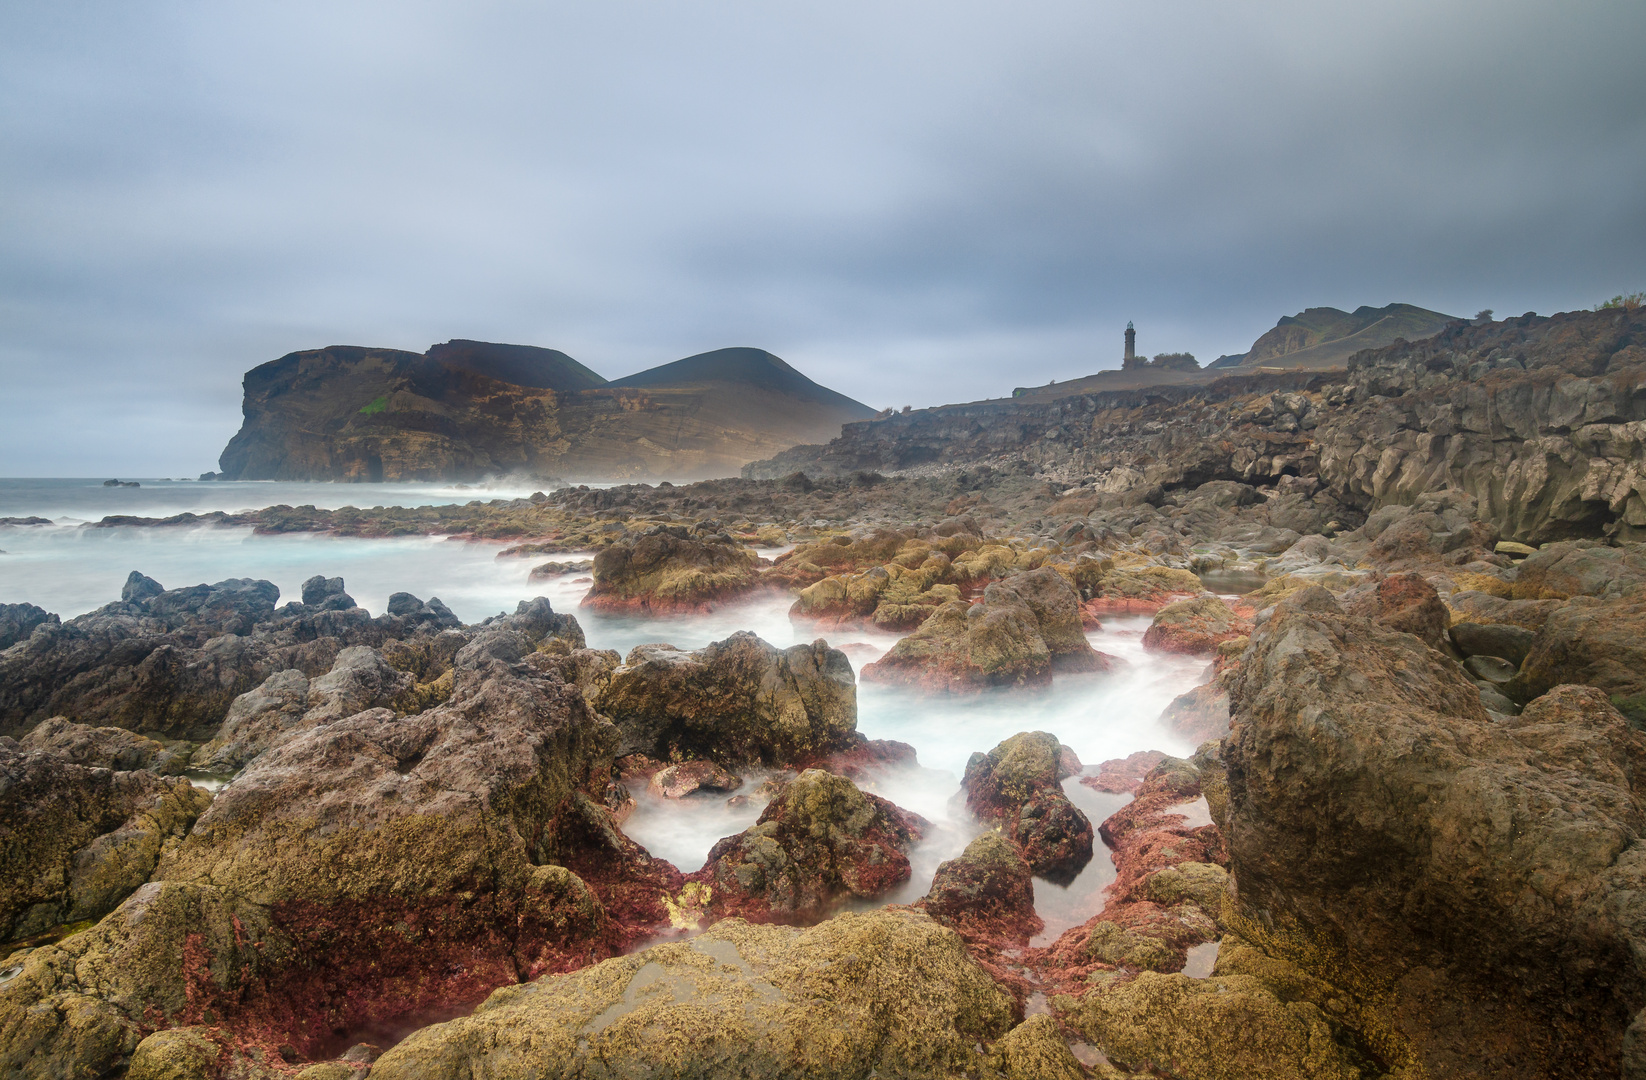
<box><xmin>748</xmin><ymin>307</ymin><xmax>1646</xmax><ymax>545</ymax></box>
<box><xmin>217</xmin><ymin>342</ymin><xmax>876</xmax><ymax>483</ymax></box>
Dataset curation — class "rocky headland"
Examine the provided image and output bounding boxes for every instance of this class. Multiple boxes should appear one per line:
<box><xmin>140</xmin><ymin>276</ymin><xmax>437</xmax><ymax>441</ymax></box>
<box><xmin>7</xmin><ymin>305</ymin><xmax>1646</xmax><ymax>1076</ymax></box>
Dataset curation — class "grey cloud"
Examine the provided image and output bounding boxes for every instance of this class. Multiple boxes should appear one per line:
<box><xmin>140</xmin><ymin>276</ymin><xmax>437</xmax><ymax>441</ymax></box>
<box><xmin>2</xmin><ymin>0</ymin><xmax>1642</xmax><ymax>473</ymax></box>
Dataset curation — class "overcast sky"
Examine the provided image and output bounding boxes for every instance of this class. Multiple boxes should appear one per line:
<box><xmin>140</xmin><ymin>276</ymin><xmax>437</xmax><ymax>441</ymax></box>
<box><xmin>3</xmin><ymin>1</ymin><xmax>1643</xmax><ymax>475</ymax></box>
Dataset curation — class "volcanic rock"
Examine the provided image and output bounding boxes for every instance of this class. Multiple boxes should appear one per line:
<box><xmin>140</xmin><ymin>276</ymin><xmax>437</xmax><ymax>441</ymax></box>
<box><xmin>1141</xmin><ymin>594</ymin><xmax>1249</xmax><ymax>655</ymax></box>
<box><xmin>646</xmin><ymin>759</ymin><xmax>743</xmax><ymax>799</ymax></box>
<box><xmin>582</xmin><ymin>526</ymin><xmax>761</xmax><ymax>613</ymax></box>
<box><xmin>16</xmin><ymin>717</ymin><xmax>190</xmax><ymax>774</ymax></box>
<box><xmin>920</xmin><ymin>830</ymin><xmax>1042</xmax><ymax>944</ymax></box>
<box><xmin>369</xmin><ymin>911</ymin><xmax>1014</xmax><ymax>1080</ymax></box>
<box><xmin>0</xmin><ymin>602</ymin><xmax>57</xmax><ymax>651</ymax></box>
<box><xmin>1508</xmin><ymin>585</ymin><xmax>1646</xmax><ymax>706</ymax></box>
<box><xmin>1224</xmin><ymin>582</ymin><xmax>1646</xmax><ymax>1077</ymax></box>
<box><xmin>594</xmin><ymin>631</ymin><xmax>857</xmax><ymax>766</ymax></box>
<box><xmin>693</xmin><ymin>769</ymin><xmax>926</xmax><ymax>922</ymax></box>
<box><xmin>961</xmin><ymin>731</ymin><xmax>1093</xmax><ymax>880</ymax></box>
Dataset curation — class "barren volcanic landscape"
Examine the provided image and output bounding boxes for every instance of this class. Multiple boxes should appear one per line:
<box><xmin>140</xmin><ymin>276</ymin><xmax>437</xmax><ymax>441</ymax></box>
<box><xmin>5</xmin><ymin>303</ymin><xmax>1646</xmax><ymax>1078</ymax></box>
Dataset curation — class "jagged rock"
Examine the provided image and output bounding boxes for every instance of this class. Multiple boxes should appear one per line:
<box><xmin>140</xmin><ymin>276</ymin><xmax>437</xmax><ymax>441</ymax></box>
<box><xmin>961</xmin><ymin>731</ymin><xmax>1093</xmax><ymax>881</ymax></box>
<box><xmin>1511</xmin><ymin>541</ymin><xmax>1646</xmax><ymax>600</ymax></box>
<box><xmin>0</xmin><ymin>602</ymin><xmax>57</xmax><ymax>651</ymax></box>
<box><xmin>594</xmin><ymin>631</ymin><xmax>857</xmax><ymax>766</ymax></box>
<box><xmin>646</xmin><ymin>759</ymin><xmax>742</xmax><ymax>799</ymax></box>
<box><xmin>0</xmin><ymin>625</ymin><xmax>630</xmax><ymax>1077</ymax></box>
<box><xmin>369</xmin><ymin>911</ymin><xmax>1015</xmax><ymax>1080</ymax></box>
<box><xmin>1225</xmin><ymin>582</ymin><xmax>1646</xmax><ymax>1077</ymax></box>
<box><xmin>1141</xmin><ymin>594</ymin><xmax>1250</xmax><ymax>655</ymax></box>
<box><xmin>16</xmin><ymin>717</ymin><xmax>190</xmax><ymax>774</ymax></box>
<box><xmin>862</xmin><ymin>570</ymin><xmax>1114</xmax><ymax>692</ymax></box>
<box><xmin>693</xmin><ymin>769</ymin><xmax>926</xmax><ymax>921</ymax></box>
<box><xmin>920</xmin><ymin>831</ymin><xmax>1042</xmax><ymax>943</ymax></box>
<box><xmin>1344</xmin><ymin>570</ymin><xmax>1450</xmax><ymax>652</ymax></box>
<box><xmin>0</xmin><ymin>743</ymin><xmax>210</xmax><ymax>941</ymax></box>
<box><xmin>1508</xmin><ymin>584</ymin><xmax>1646</xmax><ymax>704</ymax></box>
<box><xmin>300</xmin><ymin>574</ymin><xmax>353</xmax><ymax>608</ymax></box>
<box><xmin>582</xmin><ymin>526</ymin><xmax>761</xmax><ymax>613</ymax></box>
<box><xmin>193</xmin><ymin>647</ymin><xmax>413</xmax><ymax>772</ymax></box>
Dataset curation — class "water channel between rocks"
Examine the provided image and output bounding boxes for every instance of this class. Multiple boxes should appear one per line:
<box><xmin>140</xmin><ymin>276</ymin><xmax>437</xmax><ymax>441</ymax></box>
<box><xmin>0</xmin><ymin>514</ymin><xmax>1214</xmax><ymax>948</ymax></box>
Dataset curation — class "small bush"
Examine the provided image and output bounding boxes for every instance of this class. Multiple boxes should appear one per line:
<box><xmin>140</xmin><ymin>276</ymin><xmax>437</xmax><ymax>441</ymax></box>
<box><xmin>1597</xmin><ymin>293</ymin><xmax>1644</xmax><ymax>311</ymax></box>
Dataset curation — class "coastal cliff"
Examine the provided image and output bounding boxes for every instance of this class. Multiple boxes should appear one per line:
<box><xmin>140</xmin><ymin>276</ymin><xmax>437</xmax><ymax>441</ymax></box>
<box><xmin>216</xmin><ymin>341</ymin><xmax>875</xmax><ymax>483</ymax></box>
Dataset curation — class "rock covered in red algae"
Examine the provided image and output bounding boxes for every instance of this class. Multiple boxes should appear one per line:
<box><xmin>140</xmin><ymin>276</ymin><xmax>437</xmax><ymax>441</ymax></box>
<box><xmin>862</xmin><ymin>569</ymin><xmax>1116</xmax><ymax>692</ymax></box>
<box><xmin>1344</xmin><ymin>570</ymin><xmax>1451</xmax><ymax>652</ymax></box>
<box><xmin>962</xmin><ymin>731</ymin><xmax>1093</xmax><ymax>881</ymax></box>
<box><xmin>594</xmin><ymin>631</ymin><xmax>858</xmax><ymax>766</ymax></box>
<box><xmin>1083</xmin><ymin>750</ymin><xmax>1168</xmax><ymax>794</ymax></box>
<box><xmin>581</xmin><ymin>525</ymin><xmax>761</xmax><ymax>613</ymax></box>
<box><xmin>1140</xmin><ymin>594</ymin><xmax>1251</xmax><ymax>656</ymax></box>
<box><xmin>920</xmin><ymin>830</ymin><xmax>1042</xmax><ymax>944</ymax></box>
<box><xmin>646</xmin><ymin>758</ymin><xmax>743</xmax><ymax>798</ymax></box>
<box><xmin>692</xmin><ymin>768</ymin><xmax>927</xmax><ymax>922</ymax></box>
<box><xmin>0</xmin><ymin>618</ymin><xmax>663</xmax><ymax>1078</ymax></box>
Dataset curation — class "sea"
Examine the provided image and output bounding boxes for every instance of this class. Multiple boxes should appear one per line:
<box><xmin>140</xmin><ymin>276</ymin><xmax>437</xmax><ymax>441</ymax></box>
<box><xmin>1</xmin><ymin>476</ymin><xmax>1209</xmax><ymax>941</ymax></box>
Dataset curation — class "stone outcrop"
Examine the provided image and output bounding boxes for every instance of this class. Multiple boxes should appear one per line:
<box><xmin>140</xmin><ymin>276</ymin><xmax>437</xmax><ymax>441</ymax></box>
<box><xmin>0</xmin><ymin>624</ymin><xmax>643</xmax><ymax>1077</ymax></box>
<box><xmin>1508</xmin><ymin>584</ymin><xmax>1646</xmax><ymax>705</ymax></box>
<box><xmin>1223</xmin><ymin>584</ymin><xmax>1646</xmax><ymax>1077</ymax></box>
<box><xmin>582</xmin><ymin>525</ymin><xmax>762</xmax><ymax>613</ymax></box>
<box><xmin>1343</xmin><ymin>570</ymin><xmax>1450</xmax><ymax>652</ymax></box>
<box><xmin>593</xmin><ymin>631</ymin><xmax>858</xmax><ymax>766</ymax></box>
<box><xmin>368</xmin><ymin>912</ymin><xmax>1015</xmax><ymax>1080</ymax></box>
<box><xmin>0</xmin><ymin>573</ymin><xmax>470</xmax><ymax>741</ymax></box>
<box><xmin>961</xmin><ymin>731</ymin><xmax>1093</xmax><ymax>880</ymax></box>
<box><xmin>16</xmin><ymin>717</ymin><xmax>190</xmax><ymax>774</ymax></box>
<box><xmin>0</xmin><ymin>602</ymin><xmax>57</xmax><ymax>651</ymax></box>
<box><xmin>862</xmin><ymin>569</ymin><xmax>1113</xmax><ymax>692</ymax></box>
<box><xmin>693</xmin><ymin>769</ymin><xmax>926</xmax><ymax>921</ymax></box>
<box><xmin>0</xmin><ymin>743</ymin><xmax>211</xmax><ymax>942</ymax></box>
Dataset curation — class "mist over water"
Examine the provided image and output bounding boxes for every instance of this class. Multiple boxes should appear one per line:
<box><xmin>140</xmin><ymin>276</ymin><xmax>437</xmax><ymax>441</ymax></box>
<box><xmin>2</xmin><ymin>479</ymin><xmax>1210</xmax><ymax>933</ymax></box>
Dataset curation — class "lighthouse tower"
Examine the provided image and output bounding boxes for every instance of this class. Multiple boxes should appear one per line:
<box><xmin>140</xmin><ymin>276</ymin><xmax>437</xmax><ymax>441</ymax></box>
<box><xmin>1123</xmin><ymin>321</ymin><xmax>1139</xmax><ymax>369</ymax></box>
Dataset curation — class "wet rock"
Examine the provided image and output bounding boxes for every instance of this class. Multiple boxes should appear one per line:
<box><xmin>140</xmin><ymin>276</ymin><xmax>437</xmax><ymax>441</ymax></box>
<box><xmin>370</xmin><ymin>911</ymin><xmax>1014</xmax><ymax>1080</ymax></box>
<box><xmin>1464</xmin><ymin>654</ymin><xmax>1517</xmax><ymax>684</ymax></box>
<box><xmin>921</xmin><ymin>830</ymin><xmax>1041</xmax><ymax>944</ymax></box>
<box><xmin>300</xmin><ymin>574</ymin><xmax>353</xmax><ymax>608</ymax></box>
<box><xmin>1225</xmin><ymin>582</ymin><xmax>1646</xmax><ymax>1076</ymax></box>
<box><xmin>594</xmin><ymin>631</ymin><xmax>857</xmax><ymax>766</ymax></box>
<box><xmin>694</xmin><ymin>769</ymin><xmax>926</xmax><ymax>921</ymax></box>
<box><xmin>646</xmin><ymin>759</ymin><xmax>743</xmax><ymax>799</ymax></box>
<box><xmin>527</xmin><ymin>559</ymin><xmax>592</xmax><ymax>582</ymax></box>
<box><xmin>1141</xmin><ymin>594</ymin><xmax>1249</xmax><ymax>656</ymax></box>
<box><xmin>1508</xmin><ymin>585</ymin><xmax>1646</xmax><ymax>704</ymax></box>
<box><xmin>1449</xmin><ymin>620</ymin><xmax>1536</xmax><ymax>666</ymax></box>
<box><xmin>0</xmin><ymin>626</ymin><xmax>630</xmax><ymax>1076</ymax></box>
<box><xmin>0</xmin><ymin>602</ymin><xmax>57</xmax><ymax>651</ymax></box>
<box><xmin>582</xmin><ymin>526</ymin><xmax>761</xmax><ymax>613</ymax></box>
<box><xmin>862</xmin><ymin>569</ymin><xmax>1115</xmax><ymax>692</ymax></box>
<box><xmin>17</xmin><ymin>717</ymin><xmax>190</xmax><ymax>774</ymax></box>
<box><xmin>962</xmin><ymin>731</ymin><xmax>1093</xmax><ymax>880</ymax></box>
<box><xmin>1084</xmin><ymin>750</ymin><xmax>1168</xmax><ymax>794</ymax></box>
<box><xmin>1158</xmin><ymin>681</ymin><xmax>1233</xmax><ymax>744</ymax></box>
<box><xmin>1068</xmin><ymin>970</ymin><xmax>1362</xmax><ymax>1080</ymax></box>
<box><xmin>0</xmin><ymin>743</ymin><xmax>211</xmax><ymax>941</ymax></box>
<box><xmin>1344</xmin><ymin>570</ymin><xmax>1450</xmax><ymax>652</ymax></box>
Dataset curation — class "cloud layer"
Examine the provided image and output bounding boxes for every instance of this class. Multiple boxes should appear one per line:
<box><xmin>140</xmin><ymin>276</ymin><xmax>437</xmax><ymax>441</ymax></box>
<box><xmin>3</xmin><ymin>0</ymin><xmax>1643</xmax><ymax>474</ymax></box>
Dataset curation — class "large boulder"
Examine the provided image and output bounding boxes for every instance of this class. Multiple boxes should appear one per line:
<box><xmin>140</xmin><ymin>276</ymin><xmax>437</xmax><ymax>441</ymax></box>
<box><xmin>693</xmin><ymin>769</ymin><xmax>926</xmax><ymax>922</ymax></box>
<box><xmin>1224</xmin><ymin>583</ymin><xmax>1646</xmax><ymax>1078</ymax></box>
<box><xmin>1141</xmin><ymin>594</ymin><xmax>1250</xmax><ymax>656</ymax></box>
<box><xmin>862</xmin><ymin>569</ymin><xmax>1114</xmax><ymax>692</ymax></box>
<box><xmin>0</xmin><ymin>627</ymin><xmax>634</xmax><ymax>1077</ymax></box>
<box><xmin>594</xmin><ymin>632</ymin><xmax>858</xmax><ymax>766</ymax></box>
<box><xmin>582</xmin><ymin>525</ymin><xmax>761</xmax><ymax>613</ymax></box>
<box><xmin>369</xmin><ymin>911</ymin><xmax>1015</xmax><ymax>1080</ymax></box>
<box><xmin>0</xmin><ymin>743</ymin><xmax>210</xmax><ymax>941</ymax></box>
<box><xmin>1344</xmin><ymin>570</ymin><xmax>1450</xmax><ymax>652</ymax></box>
<box><xmin>961</xmin><ymin>731</ymin><xmax>1093</xmax><ymax>881</ymax></box>
<box><xmin>1511</xmin><ymin>541</ymin><xmax>1646</xmax><ymax>600</ymax></box>
<box><xmin>1508</xmin><ymin>584</ymin><xmax>1646</xmax><ymax>707</ymax></box>
<box><xmin>920</xmin><ymin>830</ymin><xmax>1042</xmax><ymax>944</ymax></box>
<box><xmin>0</xmin><ymin>602</ymin><xmax>57</xmax><ymax>651</ymax></box>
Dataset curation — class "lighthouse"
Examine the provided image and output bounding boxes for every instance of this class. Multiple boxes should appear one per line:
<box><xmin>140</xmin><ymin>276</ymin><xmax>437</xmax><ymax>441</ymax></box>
<box><xmin>1123</xmin><ymin>321</ymin><xmax>1139</xmax><ymax>369</ymax></box>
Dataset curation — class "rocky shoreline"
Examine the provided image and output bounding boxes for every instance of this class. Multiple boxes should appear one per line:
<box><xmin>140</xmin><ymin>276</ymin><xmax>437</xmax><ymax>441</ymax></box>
<box><xmin>5</xmin><ymin>306</ymin><xmax>1646</xmax><ymax>1077</ymax></box>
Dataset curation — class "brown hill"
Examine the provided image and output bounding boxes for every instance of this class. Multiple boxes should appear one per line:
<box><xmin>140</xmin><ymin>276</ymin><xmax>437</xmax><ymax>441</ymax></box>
<box><xmin>215</xmin><ymin>342</ymin><xmax>874</xmax><ymax>483</ymax></box>
<box><xmin>1221</xmin><ymin>303</ymin><xmax>1460</xmax><ymax>371</ymax></box>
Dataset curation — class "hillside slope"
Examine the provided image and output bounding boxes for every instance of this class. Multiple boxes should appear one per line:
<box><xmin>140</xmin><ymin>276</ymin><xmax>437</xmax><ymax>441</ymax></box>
<box><xmin>1236</xmin><ymin>302</ymin><xmax>1459</xmax><ymax>370</ymax></box>
<box><xmin>215</xmin><ymin>341</ymin><xmax>873</xmax><ymax>482</ymax></box>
